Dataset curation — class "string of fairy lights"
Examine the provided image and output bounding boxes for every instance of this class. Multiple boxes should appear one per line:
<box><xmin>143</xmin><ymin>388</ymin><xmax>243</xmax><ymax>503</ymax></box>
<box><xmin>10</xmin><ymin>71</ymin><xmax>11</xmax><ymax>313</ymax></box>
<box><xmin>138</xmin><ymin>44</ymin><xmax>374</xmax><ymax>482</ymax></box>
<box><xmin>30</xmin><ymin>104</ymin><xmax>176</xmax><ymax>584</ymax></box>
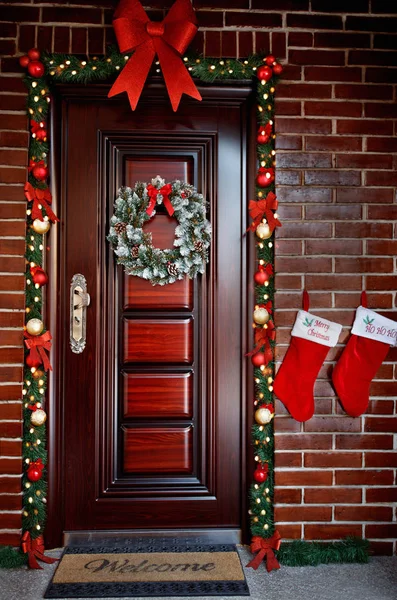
<box><xmin>19</xmin><ymin>47</ymin><xmax>281</xmax><ymax>556</ymax></box>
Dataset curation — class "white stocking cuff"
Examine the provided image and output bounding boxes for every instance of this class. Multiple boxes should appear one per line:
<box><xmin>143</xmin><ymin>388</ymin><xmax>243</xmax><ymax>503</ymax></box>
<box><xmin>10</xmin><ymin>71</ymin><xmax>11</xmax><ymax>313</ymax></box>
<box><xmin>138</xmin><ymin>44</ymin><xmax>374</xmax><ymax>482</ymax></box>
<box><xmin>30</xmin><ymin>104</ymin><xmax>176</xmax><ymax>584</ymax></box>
<box><xmin>352</xmin><ymin>306</ymin><xmax>397</xmax><ymax>347</ymax></box>
<box><xmin>291</xmin><ymin>310</ymin><xmax>342</xmax><ymax>348</ymax></box>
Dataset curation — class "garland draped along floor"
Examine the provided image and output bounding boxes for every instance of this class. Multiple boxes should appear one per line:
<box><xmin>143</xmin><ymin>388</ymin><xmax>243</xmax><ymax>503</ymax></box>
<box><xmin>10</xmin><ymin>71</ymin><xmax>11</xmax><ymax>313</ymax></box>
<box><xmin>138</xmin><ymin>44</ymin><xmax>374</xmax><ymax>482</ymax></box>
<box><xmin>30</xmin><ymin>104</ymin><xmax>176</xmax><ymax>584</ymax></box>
<box><xmin>19</xmin><ymin>48</ymin><xmax>283</xmax><ymax>565</ymax></box>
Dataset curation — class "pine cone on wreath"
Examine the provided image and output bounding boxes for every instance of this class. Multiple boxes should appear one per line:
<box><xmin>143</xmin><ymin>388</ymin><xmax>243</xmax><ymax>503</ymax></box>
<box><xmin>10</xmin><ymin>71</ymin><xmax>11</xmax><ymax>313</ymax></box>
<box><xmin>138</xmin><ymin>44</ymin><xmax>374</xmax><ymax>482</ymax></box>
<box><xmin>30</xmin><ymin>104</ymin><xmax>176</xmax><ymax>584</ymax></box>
<box><xmin>194</xmin><ymin>240</ymin><xmax>204</xmax><ymax>252</ymax></box>
<box><xmin>114</xmin><ymin>222</ymin><xmax>127</xmax><ymax>235</ymax></box>
<box><xmin>167</xmin><ymin>262</ymin><xmax>179</xmax><ymax>277</ymax></box>
<box><xmin>131</xmin><ymin>245</ymin><xmax>139</xmax><ymax>258</ymax></box>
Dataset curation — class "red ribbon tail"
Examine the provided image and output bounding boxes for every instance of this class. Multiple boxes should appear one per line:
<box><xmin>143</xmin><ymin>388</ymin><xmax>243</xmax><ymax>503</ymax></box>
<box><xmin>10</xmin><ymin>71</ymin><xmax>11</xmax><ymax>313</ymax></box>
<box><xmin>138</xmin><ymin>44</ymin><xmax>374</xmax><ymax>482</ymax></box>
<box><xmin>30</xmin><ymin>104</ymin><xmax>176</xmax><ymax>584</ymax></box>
<box><xmin>38</xmin><ymin>346</ymin><xmax>52</xmax><ymax>371</ymax></box>
<box><xmin>265</xmin><ymin>550</ymin><xmax>280</xmax><ymax>573</ymax></box>
<box><xmin>42</xmin><ymin>200</ymin><xmax>59</xmax><ymax>223</ymax></box>
<box><xmin>27</xmin><ymin>551</ymin><xmax>42</xmax><ymax>570</ymax></box>
<box><xmin>155</xmin><ymin>40</ymin><xmax>201</xmax><ymax>111</ymax></box>
<box><xmin>108</xmin><ymin>43</ymin><xmax>155</xmax><ymax>110</ymax></box>
<box><xmin>27</xmin><ymin>345</ymin><xmax>41</xmax><ymax>366</ymax></box>
<box><xmin>31</xmin><ymin>200</ymin><xmax>43</xmax><ymax>221</ymax></box>
<box><xmin>34</xmin><ymin>551</ymin><xmax>59</xmax><ymax>565</ymax></box>
<box><xmin>246</xmin><ymin>549</ymin><xmax>266</xmax><ymax>570</ymax></box>
<box><xmin>146</xmin><ymin>197</ymin><xmax>157</xmax><ymax>216</ymax></box>
<box><xmin>163</xmin><ymin>196</ymin><xmax>175</xmax><ymax>216</ymax></box>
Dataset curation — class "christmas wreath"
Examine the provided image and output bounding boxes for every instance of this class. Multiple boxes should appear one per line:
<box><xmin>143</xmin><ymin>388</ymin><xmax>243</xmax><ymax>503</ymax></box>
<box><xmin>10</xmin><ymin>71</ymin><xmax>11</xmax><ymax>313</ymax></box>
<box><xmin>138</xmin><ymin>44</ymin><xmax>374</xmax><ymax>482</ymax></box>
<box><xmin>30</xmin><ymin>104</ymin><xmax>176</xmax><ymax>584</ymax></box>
<box><xmin>108</xmin><ymin>176</ymin><xmax>211</xmax><ymax>285</ymax></box>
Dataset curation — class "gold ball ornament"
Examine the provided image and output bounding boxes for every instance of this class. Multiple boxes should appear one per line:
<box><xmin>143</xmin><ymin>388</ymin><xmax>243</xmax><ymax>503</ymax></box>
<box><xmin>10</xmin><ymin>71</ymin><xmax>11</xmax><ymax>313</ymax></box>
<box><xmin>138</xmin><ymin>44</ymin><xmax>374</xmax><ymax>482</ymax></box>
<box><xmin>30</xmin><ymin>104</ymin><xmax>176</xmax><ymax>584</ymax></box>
<box><xmin>32</xmin><ymin>219</ymin><xmax>50</xmax><ymax>234</ymax></box>
<box><xmin>26</xmin><ymin>318</ymin><xmax>44</xmax><ymax>336</ymax></box>
<box><xmin>255</xmin><ymin>406</ymin><xmax>274</xmax><ymax>425</ymax></box>
<box><xmin>30</xmin><ymin>408</ymin><xmax>47</xmax><ymax>427</ymax></box>
<box><xmin>255</xmin><ymin>222</ymin><xmax>272</xmax><ymax>240</ymax></box>
<box><xmin>253</xmin><ymin>307</ymin><xmax>270</xmax><ymax>325</ymax></box>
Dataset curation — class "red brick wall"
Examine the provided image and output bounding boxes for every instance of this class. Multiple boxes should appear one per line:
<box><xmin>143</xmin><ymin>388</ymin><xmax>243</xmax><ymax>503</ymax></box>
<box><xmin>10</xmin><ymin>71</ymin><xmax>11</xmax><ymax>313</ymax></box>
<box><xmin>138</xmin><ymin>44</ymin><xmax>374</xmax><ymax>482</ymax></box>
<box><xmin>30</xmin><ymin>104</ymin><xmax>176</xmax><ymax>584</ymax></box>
<box><xmin>0</xmin><ymin>1</ymin><xmax>396</xmax><ymax>553</ymax></box>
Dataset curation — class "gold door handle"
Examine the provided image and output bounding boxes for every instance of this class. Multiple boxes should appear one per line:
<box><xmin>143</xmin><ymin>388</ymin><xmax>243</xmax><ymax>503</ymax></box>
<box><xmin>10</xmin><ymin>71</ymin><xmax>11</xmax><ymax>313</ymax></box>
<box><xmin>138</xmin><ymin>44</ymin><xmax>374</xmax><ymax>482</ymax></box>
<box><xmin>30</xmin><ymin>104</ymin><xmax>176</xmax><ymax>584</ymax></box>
<box><xmin>70</xmin><ymin>274</ymin><xmax>89</xmax><ymax>354</ymax></box>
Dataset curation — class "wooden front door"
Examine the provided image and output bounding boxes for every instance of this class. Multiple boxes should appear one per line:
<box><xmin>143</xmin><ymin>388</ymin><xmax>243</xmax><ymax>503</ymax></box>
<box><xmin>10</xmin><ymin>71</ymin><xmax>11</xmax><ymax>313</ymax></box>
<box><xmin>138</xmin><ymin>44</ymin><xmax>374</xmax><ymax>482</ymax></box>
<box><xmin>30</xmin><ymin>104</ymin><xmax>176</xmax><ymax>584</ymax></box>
<box><xmin>48</xmin><ymin>82</ymin><xmax>254</xmax><ymax>545</ymax></box>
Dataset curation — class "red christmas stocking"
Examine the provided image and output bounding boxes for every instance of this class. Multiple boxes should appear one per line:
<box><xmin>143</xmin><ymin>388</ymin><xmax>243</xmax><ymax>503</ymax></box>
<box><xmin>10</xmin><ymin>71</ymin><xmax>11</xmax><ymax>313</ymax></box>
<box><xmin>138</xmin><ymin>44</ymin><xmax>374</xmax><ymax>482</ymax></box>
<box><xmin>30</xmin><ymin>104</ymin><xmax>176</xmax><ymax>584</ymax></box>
<box><xmin>332</xmin><ymin>292</ymin><xmax>397</xmax><ymax>417</ymax></box>
<box><xmin>274</xmin><ymin>291</ymin><xmax>342</xmax><ymax>422</ymax></box>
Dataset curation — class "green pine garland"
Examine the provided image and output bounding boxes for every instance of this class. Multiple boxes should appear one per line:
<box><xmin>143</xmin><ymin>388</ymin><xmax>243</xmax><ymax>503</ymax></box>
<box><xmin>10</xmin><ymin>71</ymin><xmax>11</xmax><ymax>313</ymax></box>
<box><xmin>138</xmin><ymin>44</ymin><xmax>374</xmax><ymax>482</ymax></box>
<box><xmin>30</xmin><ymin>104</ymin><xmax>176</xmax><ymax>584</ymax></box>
<box><xmin>11</xmin><ymin>47</ymin><xmax>369</xmax><ymax>569</ymax></box>
<box><xmin>0</xmin><ymin>537</ymin><xmax>369</xmax><ymax>569</ymax></box>
<box><xmin>277</xmin><ymin>538</ymin><xmax>370</xmax><ymax>567</ymax></box>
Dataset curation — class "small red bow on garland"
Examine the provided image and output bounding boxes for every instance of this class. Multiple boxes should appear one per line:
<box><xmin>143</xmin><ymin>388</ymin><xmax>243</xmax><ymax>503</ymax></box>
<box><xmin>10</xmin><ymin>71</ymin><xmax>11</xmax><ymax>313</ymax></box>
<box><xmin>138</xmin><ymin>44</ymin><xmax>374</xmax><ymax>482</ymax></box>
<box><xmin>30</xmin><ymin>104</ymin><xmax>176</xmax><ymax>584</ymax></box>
<box><xmin>246</xmin><ymin>531</ymin><xmax>281</xmax><ymax>572</ymax></box>
<box><xmin>27</xmin><ymin>159</ymin><xmax>45</xmax><ymax>173</ymax></box>
<box><xmin>247</xmin><ymin>192</ymin><xmax>281</xmax><ymax>233</ymax></box>
<box><xmin>260</xmin><ymin>404</ymin><xmax>274</xmax><ymax>416</ymax></box>
<box><xmin>146</xmin><ymin>183</ymin><xmax>174</xmax><ymax>216</ymax></box>
<box><xmin>30</xmin><ymin>120</ymin><xmax>45</xmax><ymax>135</ymax></box>
<box><xmin>259</xmin><ymin>462</ymin><xmax>269</xmax><ymax>474</ymax></box>
<box><xmin>258</xmin><ymin>301</ymin><xmax>273</xmax><ymax>314</ymax></box>
<box><xmin>109</xmin><ymin>0</ymin><xmax>202</xmax><ymax>111</ymax></box>
<box><xmin>24</xmin><ymin>330</ymin><xmax>52</xmax><ymax>371</ymax></box>
<box><xmin>24</xmin><ymin>182</ymin><xmax>58</xmax><ymax>223</ymax></box>
<box><xmin>260</xmin><ymin>263</ymin><xmax>274</xmax><ymax>276</ymax></box>
<box><xmin>257</xmin><ymin>123</ymin><xmax>272</xmax><ymax>144</ymax></box>
<box><xmin>21</xmin><ymin>532</ymin><xmax>59</xmax><ymax>570</ymax></box>
<box><xmin>247</xmin><ymin>320</ymin><xmax>276</xmax><ymax>360</ymax></box>
<box><xmin>28</xmin><ymin>458</ymin><xmax>45</xmax><ymax>473</ymax></box>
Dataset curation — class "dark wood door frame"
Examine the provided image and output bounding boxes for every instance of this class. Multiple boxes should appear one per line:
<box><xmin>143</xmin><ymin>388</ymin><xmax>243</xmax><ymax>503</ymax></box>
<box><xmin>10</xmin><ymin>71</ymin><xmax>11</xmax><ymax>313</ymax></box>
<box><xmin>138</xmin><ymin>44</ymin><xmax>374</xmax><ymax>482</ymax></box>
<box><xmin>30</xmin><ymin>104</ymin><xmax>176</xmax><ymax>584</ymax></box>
<box><xmin>45</xmin><ymin>80</ymin><xmax>256</xmax><ymax>549</ymax></box>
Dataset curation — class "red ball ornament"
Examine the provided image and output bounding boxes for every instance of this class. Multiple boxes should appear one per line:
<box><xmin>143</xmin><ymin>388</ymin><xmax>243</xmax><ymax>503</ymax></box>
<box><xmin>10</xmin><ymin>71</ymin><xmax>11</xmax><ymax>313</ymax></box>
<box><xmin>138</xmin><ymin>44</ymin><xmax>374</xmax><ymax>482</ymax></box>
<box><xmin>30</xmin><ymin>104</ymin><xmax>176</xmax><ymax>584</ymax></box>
<box><xmin>265</xmin><ymin>55</ymin><xmax>276</xmax><ymax>67</ymax></box>
<box><xmin>27</xmin><ymin>460</ymin><xmax>44</xmax><ymax>482</ymax></box>
<box><xmin>251</xmin><ymin>352</ymin><xmax>266</xmax><ymax>368</ymax></box>
<box><xmin>28</xmin><ymin>48</ymin><xmax>41</xmax><ymax>61</ymax></box>
<box><xmin>19</xmin><ymin>55</ymin><xmax>30</xmax><ymax>68</ymax></box>
<box><xmin>254</xmin><ymin>465</ymin><xmax>268</xmax><ymax>483</ymax></box>
<box><xmin>254</xmin><ymin>270</ymin><xmax>270</xmax><ymax>286</ymax></box>
<box><xmin>32</xmin><ymin>164</ymin><xmax>48</xmax><ymax>181</ymax></box>
<box><xmin>35</xmin><ymin>129</ymin><xmax>47</xmax><ymax>142</ymax></box>
<box><xmin>257</xmin><ymin>65</ymin><xmax>273</xmax><ymax>82</ymax></box>
<box><xmin>273</xmin><ymin>63</ymin><xmax>283</xmax><ymax>75</ymax></box>
<box><xmin>256</xmin><ymin>167</ymin><xmax>275</xmax><ymax>187</ymax></box>
<box><xmin>26</xmin><ymin>353</ymin><xmax>42</xmax><ymax>369</ymax></box>
<box><xmin>27</xmin><ymin>465</ymin><xmax>42</xmax><ymax>482</ymax></box>
<box><xmin>27</xmin><ymin>61</ymin><xmax>45</xmax><ymax>78</ymax></box>
<box><xmin>31</xmin><ymin>266</ymin><xmax>49</xmax><ymax>287</ymax></box>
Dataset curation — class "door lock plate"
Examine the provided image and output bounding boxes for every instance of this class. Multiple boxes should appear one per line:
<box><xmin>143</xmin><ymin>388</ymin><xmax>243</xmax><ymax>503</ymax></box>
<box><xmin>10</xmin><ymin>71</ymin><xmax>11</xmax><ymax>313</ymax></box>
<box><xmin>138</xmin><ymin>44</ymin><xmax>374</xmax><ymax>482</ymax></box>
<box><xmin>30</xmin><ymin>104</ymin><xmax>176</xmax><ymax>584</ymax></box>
<box><xmin>70</xmin><ymin>274</ymin><xmax>90</xmax><ymax>354</ymax></box>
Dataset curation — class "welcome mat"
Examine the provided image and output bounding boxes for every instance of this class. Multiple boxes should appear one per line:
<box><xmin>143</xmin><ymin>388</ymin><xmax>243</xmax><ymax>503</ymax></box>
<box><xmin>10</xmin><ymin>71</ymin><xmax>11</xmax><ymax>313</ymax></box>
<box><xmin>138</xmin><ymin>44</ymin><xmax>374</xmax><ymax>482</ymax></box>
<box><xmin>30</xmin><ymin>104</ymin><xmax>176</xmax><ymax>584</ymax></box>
<box><xmin>44</xmin><ymin>540</ymin><xmax>250</xmax><ymax>598</ymax></box>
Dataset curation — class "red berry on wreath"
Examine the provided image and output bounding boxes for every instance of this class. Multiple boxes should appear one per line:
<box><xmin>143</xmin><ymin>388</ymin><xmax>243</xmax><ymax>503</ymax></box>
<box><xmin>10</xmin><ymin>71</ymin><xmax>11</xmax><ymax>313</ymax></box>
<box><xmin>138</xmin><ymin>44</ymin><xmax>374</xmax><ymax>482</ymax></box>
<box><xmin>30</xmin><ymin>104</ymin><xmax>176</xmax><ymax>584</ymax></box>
<box><xmin>273</xmin><ymin>63</ymin><xmax>283</xmax><ymax>75</ymax></box>
<box><xmin>28</xmin><ymin>61</ymin><xmax>45</xmax><ymax>78</ymax></box>
<box><xmin>254</xmin><ymin>269</ymin><xmax>269</xmax><ymax>286</ymax></box>
<box><xmin>256</xmin><ymin>167</ymin><xmax>275</xmax><ymax>187</ymax></box>
<box><xmin>19</xmin><ymin>55</ymin><xmax>30</xmax><ymax>68</ymax></box>
<box><xmin>32</xmin><ymin>164</ymin><xmax>48</xmax><ymax>181</ymax></box>
<box><xmin>257</xmin><ymin>65</ymin><xmax>273</xmax><ymax>82</ymax></box>
<box><xmin>265</xmin><ymin>55</ymin><xmax>276</xmax><ymax>67</ymax></box>
<box><xmin>28</xmin><ymin>48</ymin><xmax>41</xmax><ymax>61</ymax></box>
<box><xmin>251</xmin><ymin>352</ymin><xmax>266</xmax><ymax>368</ymax></box>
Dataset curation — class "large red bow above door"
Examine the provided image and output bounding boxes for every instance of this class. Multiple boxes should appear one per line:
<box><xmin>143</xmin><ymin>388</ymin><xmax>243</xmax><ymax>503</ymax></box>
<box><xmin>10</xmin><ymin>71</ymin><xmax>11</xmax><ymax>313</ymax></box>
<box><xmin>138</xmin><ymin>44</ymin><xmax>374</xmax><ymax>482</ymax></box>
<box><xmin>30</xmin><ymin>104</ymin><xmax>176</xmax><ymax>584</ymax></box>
<box><xmin>108</xmin><ymin>0</ymin><xmax>202</xmax><ymax>111</ymax></box>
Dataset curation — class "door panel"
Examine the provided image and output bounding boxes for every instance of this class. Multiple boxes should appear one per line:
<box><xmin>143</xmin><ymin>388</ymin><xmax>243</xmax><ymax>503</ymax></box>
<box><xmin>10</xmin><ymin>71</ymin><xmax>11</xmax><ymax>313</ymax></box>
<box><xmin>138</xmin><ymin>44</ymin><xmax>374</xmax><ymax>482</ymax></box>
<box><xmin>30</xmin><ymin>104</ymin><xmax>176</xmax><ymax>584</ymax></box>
<box><xmin>56</xmin><ymin>83</ymin><xmax>253</xmax><ymax>536</ymax></box>
<box><xmin>124</xmin><ymin>274</ymin><xmax>193</xmax><ymax>310</ymax></box>
<box><xmin>126</xmin><ymin>156</ymin><xmax>193</xmax><ymax>184</ymax></box>
<box><xmin>123</xmin><ymin>318</ymin><xmax>193</xmax><ymax>363</ymax></box>
<box><xmin>123</xmin><ymin>372</ymin><xmax>193</xmax><ymax>418</ymax></box>
<box><xmin>123</xmin><ymin>427</ymin><xmax>193</xmax><ymax>473</ymax></box>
